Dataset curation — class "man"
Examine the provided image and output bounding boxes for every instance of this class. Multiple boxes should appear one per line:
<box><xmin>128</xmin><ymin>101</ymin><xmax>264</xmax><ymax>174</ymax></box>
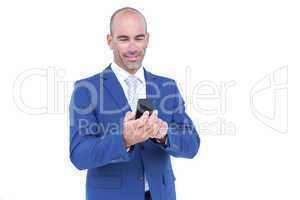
<box><xmin>69</xmin><ymin>7</ymin><xmax>200</xmax><ymax>200</ymax></box>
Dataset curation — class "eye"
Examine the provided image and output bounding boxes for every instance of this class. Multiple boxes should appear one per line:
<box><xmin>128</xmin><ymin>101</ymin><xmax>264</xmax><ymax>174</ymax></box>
<box><xmin>119</xmin><ymin>38</ymin><xmax>128</xmax><ymax>41</ymax></box>
<box><xmin>117</xmin><ymin>36</ymin><xmax>129</xmax><ymax>42</ymax></box>
<box><xmin>136</xmin><ymin>37</ymin><xmax>145</xmax><ymax>41</ymax></box>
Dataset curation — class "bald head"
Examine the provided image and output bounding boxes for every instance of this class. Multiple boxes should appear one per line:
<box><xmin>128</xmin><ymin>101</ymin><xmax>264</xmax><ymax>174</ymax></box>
<box><xmin>109</xmin><ymin>7</ymin><xmax>147</xmax><ymax>35</ymax></box>
<box><xmin>107</xmin><ymin>7</ymin><xmax>149</xmax><ymax>74</ymax></box>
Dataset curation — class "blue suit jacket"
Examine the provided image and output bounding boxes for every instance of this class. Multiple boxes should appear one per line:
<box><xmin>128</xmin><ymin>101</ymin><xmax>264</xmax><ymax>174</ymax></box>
<box><xmin>69</xmin><ymin>65</ymin><xmax>200</xmax><ymax>200</ymax></box>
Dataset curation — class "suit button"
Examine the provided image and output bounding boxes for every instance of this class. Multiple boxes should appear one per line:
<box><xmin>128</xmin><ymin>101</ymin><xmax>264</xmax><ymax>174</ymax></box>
<box><xmin>139</xmin><ymin>176</ymin><xmax>144</xmax><ymax>181</ymax></box>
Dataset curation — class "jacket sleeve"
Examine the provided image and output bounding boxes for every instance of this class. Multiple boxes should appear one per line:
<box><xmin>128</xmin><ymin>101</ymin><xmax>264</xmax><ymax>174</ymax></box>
<box><xmin>69</xmin><ymin>81</ymin><xmax>134</xmax><ymax>170</ymax></box>
<box><xmin>151</xmin><ymin>81</ymin><xmax>200</xmax><ymax>158</ymax></box>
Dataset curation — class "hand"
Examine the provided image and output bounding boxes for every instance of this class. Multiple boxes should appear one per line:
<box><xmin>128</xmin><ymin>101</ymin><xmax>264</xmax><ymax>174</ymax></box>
<box><xmin>144</xmin><ymin>110</ymin><xmax>168</xmax><ymax>143</ymax></box>
<box><xmin>156</xmin><ymin>119</ymin><xmax>168</xmax><ymax>143</ymax></box>
<box><xmin>122</xmin><ymin>111</ymin><xmax>151</xmax><ymax>148</ymax></box>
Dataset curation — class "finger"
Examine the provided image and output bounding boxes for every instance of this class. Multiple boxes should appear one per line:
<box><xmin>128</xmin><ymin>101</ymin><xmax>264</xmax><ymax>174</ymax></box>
<box><xmin>143</xmin><ymin>122</ymin><xmax>159</xmax><ymax>140</ymax></box>
<box><xmin>158</xmin><ymin>121</ymin><xmax>168</xmax><ymax>138</ymax></box>
<box><xmin>152</xmin><ymin>119</ymin><xmax>163</xmax><ymax>137</ymax></box>
<box><xmin>124</xmin><ymin>112</ymin><xmax>131</xmax><ymax>122</ymax></box>
<box><xmin>160</xmin><ymin>121</ymin><xmax>168</xmax><ymax>131</ymax></box>
<box><xmin>150</xmin><ymin>110</ymin><xmax>158</xmax><ymax>119</ymax></box>
<box><xmin>135</xmin><ymin>111</ymin><xmax>150</xmax><ymax>128</ymax></box>
<box><xmin>144</xmin><ymin>118</ymin><xmax>160</xmax><ymax>138</ymax></box>
<box><xmin>136</xmin><ymin>125</ymin><xmax>152</xmax><ymax>141</ymax></box>
<box><xmin>140</xmin><ymin>113</ymin><xmax>157</xmax><ymax>137</ymax></box>
<box><xmin>124</xmin><ymin>111</ymin><xmax>136</xmax><ymax>122</ymax></box>
<box><xmin>142</xmin><ymin>114</ymin><xmax>156</xmax><ymax>137</ymax></box>
<box><xmin>147</xmin><ymin>110</ymin><xmax>158</xmax><ymax>126</ymax></box>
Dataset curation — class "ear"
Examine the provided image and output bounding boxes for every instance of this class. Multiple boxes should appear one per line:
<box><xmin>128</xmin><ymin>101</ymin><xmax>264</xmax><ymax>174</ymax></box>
<box><xmin>145</xmin><ymin>32</ymin><xmax>150</xmax><ymax>48</ymax></box>
<box><xmin>107</xmin><ymin>34</ymin><xmax>113</xmax><ymax>49</ymax></box>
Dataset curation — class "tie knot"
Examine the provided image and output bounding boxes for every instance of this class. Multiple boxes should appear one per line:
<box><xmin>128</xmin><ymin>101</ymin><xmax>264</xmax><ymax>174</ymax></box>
<box><xmin>125</xmin><ymin>75</ymin><xmax>139</xmax><ymax>87</ymax></box>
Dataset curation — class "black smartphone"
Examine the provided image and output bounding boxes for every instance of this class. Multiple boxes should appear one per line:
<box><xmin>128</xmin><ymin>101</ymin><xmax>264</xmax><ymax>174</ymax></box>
<box><xmin>135</xmin><ymin>98</ymin><xmax>155</xmax><ymax>119</ymax></box>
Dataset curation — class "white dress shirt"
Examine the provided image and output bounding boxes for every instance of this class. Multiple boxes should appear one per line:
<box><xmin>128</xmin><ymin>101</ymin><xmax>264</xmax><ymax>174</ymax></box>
<box><xmin>110</xmin><ymin>61</ymin><xmax>150</xmax><ymax>191</ymax></box>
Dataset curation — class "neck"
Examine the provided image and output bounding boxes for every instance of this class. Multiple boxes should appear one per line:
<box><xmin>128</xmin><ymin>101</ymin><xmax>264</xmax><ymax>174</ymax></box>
<box><xmin>114</xmin><ymin>59</ymin><xmax>141</xmax><ymax>75</ymax></box>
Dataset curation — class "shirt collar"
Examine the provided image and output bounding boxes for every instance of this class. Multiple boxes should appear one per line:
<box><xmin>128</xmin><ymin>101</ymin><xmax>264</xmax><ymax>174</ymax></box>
<box><xmin>111</xmin><ymin>61</ymin><xmax>145</xmax><ymax>84</ymax></box>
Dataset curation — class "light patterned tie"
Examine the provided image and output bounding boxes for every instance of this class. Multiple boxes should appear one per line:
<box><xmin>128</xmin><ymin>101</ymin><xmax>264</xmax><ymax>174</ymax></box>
<box><xmin>125</xmin><ymin>75</ymin><xmax>140</xmax><ymax>111</ymax></box>
<box><xmin>125</xmin><ymin>75</ymin><xmax>150</xmax><ymax>191</ymax></box>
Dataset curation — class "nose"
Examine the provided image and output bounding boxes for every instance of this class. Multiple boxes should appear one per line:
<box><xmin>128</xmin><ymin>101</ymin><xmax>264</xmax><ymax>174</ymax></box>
<box><xmin>128</xmin><ymin>41</ymin><xmax>138</xmax><ymax>52</ymax></box>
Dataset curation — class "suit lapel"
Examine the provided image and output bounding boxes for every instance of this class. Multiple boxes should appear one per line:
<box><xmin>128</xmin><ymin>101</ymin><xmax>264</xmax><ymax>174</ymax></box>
<box><xmin>100</xmin><ymin>65</ymin><xmax>160</xmax><ymax>114</ymax></box>
<box><xmin>100</xmin><ymin>64</ymin><xmax>131</xmax><ymax>114</ymax></box>
<box><xmin>144</xmin><ymin>68</ymin><xmax>160</xmax><ymax>109</ymax></box>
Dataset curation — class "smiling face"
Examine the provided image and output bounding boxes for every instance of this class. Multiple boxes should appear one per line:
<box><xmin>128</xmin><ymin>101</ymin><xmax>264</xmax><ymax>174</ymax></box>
<box><xmin>107</xmin><ymin>9</ymin><xmax>149</xmax><ymax>74</ymax></box>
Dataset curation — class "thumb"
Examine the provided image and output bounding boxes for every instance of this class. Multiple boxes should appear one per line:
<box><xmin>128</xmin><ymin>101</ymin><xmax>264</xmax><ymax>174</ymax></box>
<box><xmin>124</xmin><ymin>111</ymin><xmax>136</xmax><ymax>122</ymax></box>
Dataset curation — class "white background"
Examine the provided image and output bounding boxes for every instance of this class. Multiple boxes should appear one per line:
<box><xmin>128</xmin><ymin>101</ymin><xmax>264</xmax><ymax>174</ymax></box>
<box><xmin>0</xmin><ymin>0</ymin><xmax>299</xmax><ymax>199</ymax></box>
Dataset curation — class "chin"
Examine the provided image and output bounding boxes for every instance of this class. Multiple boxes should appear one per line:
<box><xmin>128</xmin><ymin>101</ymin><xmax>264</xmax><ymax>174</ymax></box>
<box><xmin>126</xmin><ymin>62</ymin><xmax>141</xmax><ymax>70</ymax></box>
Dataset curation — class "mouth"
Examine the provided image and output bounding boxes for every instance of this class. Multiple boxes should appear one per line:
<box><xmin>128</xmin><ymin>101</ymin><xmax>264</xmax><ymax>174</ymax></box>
<box><xmin>125</xmin><ymin>55</ymin><xmax>139</xmax><ymax>62</ymax></box>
